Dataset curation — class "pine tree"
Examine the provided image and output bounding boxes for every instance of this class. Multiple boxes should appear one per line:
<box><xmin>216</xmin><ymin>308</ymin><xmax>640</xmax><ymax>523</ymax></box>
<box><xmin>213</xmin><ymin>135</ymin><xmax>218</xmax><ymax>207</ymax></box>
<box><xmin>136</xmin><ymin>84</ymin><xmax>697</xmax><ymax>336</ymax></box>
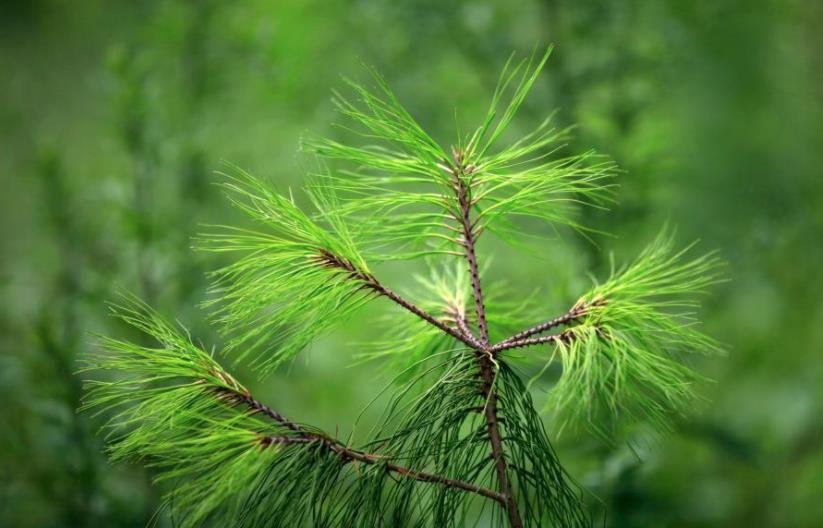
<box><xmin>82</xmin><ymin>49</ymin><xmax>722</xmax><ymax>527</ymax></box>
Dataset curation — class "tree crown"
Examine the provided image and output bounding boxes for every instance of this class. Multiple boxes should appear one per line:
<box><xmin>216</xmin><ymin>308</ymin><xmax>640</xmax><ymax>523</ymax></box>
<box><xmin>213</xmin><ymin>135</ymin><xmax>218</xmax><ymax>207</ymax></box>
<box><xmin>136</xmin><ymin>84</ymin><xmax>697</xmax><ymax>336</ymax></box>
<box><xmin>84</xmin><ymin>48</ymin><xmax>722</xmax><ymax>527</ymax></box>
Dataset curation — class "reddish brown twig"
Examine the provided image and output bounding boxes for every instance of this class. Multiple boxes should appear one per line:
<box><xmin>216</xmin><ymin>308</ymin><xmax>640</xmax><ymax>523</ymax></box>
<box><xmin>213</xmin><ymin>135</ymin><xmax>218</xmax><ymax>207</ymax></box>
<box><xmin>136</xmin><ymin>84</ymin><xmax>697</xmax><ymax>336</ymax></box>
<box><xmin>446</xmin><ymin>148</ymin><xmax>524</xmax><ymax>528</ymax></box>
<box><xmin>491</xmin><ymin>329</ymin><xmax>577</xmax><ymax>353</ymax></box>
<box><xmin>215</xmin><ymin>386</ymin><xmax>505</xmax><ymax>504</ymax></box>
<box><xmin>498</xmin><ymin>298</ymin><xmax>604</xmax><ymax>347</ymax></box>
<box><xmin>314</xmin><ymin>249</ymin><xmax>481</xmax><ymax>351</ymax></box>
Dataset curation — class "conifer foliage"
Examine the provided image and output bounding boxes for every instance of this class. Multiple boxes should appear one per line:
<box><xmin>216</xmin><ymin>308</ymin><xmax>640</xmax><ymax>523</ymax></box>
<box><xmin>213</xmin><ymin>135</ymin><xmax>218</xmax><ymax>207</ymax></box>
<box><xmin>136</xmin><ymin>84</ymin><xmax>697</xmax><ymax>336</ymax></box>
<box><xmin>83</xmin><ymin>49</ymin><xmax>722</xmax><ymax>527</ymax></box>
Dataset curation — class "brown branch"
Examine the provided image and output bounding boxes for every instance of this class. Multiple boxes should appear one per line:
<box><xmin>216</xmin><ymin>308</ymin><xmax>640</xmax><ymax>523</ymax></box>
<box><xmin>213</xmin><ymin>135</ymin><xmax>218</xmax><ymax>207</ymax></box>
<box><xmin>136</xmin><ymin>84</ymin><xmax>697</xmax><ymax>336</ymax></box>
<box><xmin>215</xmin><ymin>386</ymin><xmax>505</xmax><ymax>504</ymax></box>
<box><xmin>216</xmin><ymin>387</ymin><xmax>304</xmax><ymax>433</ymax></box>
<box><xmin>329</xmin><ymin>443</ymin><xmax>506</xmax><ymax>504</ymax></box>
<box><xmin>453</xmin><ymin>162</ymin><xmax>490</xmax><ymax>346</ymax></box>
<box><xmin>490</xmin><ymin>329</ymin><xmax>577</xmax><ymax>353</ymax></box>
<box><xmin>447</xmin><ymin>148</ymin><xmax>524</xmax><ymax>528</ymax></box>
<box><xmin>369</xmin><ymin>280</ymin><xmax>480</xmax><ymax>350</ymax></box>
<box><xmin>497</xmin><ymin>299</ymin><xmax>600</xmax><ymax>346</ymax></box>
<box><xmin>313</xmin><ymin>249</ymin><xmax>481</xmax><ymax>351</ymax></box>
<box><xmin>259</xmin><ymin>435</ymin><xmax>317</xmax><ymax>447</ymax></box>
<box><xmin>477</xmin><ymin>359</ymin><xmax>522</xmax><ymax>527</ymax></box>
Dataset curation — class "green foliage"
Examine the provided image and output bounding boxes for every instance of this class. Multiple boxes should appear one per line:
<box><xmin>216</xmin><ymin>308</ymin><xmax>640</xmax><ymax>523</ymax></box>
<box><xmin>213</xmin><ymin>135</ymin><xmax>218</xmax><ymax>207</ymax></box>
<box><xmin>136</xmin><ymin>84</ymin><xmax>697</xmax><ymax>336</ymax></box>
<box><xmin>465</xmin><ymin>49</ymin><xmax>616</xmax><ymax>242</ymax></box>
<box><xmin>6</xmin><ymin>1</ymin><xmax>822</xmax><ymax>526</ymax></box>
<box><xmin>83</xmin><ymin>299</ymin><xmax>283</xmax><ymax>528</ymax></box>
<box><xmin>304</xmin><ymin>48</ymin><xmax>616</xmax><ymax>260</ymax></box>
<box><xmin>543</xmin><ymin>231</ymin><xmax>724</xmax><ymax>434</ymax></box>
<box><xmin>362</xmin><ymin>352</ymin><xmax>590</xmax><ymax>527</ymax></box>
<box><xmin>198</xmin><ymin>167</ymin><xmax>372</xmax><ymax>372</ymax></box>
<box><xmin>82</xmin><ymin>50</ymin><xmax>722</xmax><ymax>527</ymax></box>
<box><xmin>85</xmin><ymin>298</ymin><xmax>591</xmax><ymax>527</ymax></box>
<box><xmin>361</xmin><ymin>262</ymin><xmax>544</xmax><ymax>371</ymax></box>
<box><xmin>357</xmin><ymin>263</ymin><xmax>468</xmax><ymax>367</ymax></box>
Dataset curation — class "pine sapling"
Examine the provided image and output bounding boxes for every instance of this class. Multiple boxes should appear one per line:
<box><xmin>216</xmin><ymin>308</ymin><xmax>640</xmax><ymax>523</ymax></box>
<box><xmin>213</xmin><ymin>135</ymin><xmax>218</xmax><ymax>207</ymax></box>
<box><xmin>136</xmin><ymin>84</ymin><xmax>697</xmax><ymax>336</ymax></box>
<box><xmin>83</xmin><ymin>48</ymin><xmax>722</xmax><ymax>527</ymax></box>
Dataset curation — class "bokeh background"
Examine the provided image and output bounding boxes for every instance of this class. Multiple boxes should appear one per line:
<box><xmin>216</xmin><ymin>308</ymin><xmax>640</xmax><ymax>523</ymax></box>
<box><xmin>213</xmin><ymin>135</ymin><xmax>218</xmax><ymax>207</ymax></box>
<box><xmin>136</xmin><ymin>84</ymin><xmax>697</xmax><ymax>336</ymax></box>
<box><xmin>2</xmin><ymin>0</ymin><xmax>821</xmax><ymax>526</ymax></box>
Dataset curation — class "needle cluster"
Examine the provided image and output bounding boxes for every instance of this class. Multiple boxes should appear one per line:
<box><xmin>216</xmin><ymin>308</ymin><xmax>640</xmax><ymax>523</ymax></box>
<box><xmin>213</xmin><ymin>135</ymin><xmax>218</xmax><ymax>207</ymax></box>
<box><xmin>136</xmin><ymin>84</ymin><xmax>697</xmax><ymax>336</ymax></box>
<box><xmin>84</xmin><ymin>48</ymin><xmax>721</xmax><ymax>527</ymax></box>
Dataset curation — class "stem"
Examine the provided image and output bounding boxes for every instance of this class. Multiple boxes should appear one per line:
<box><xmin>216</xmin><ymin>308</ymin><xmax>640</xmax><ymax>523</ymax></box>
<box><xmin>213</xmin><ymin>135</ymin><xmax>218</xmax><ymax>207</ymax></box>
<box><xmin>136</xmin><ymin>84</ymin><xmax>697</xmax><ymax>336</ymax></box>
<box><xmin>218</xmin><ymin>387</ymin><xmax>303</xmax><ymax>434</ymax></box>
<box><xmin>218</xmin><ymin>387</ymin><xmax>505</xmax><ymax>504</ymax></box>
<box><xmin>371</xmin><ymin>281</ymin><xmax>480</xmax><ymax>350</ymax></box>
<box><xmin>329</xmin><ymin>443</ymin><xmax>506</xmax><ymax>504</ymax></box>
<box><xmin>491</xmin><ymin>329</ymin><xmax>576</xmax><ymax>353</ymax></box>
<box><xmin>315</xmin><ymin>249</ymin><xmax>480</xmax><ymax>350</ymax></box>
<box><xmin>456</xmin><ymin>174</ymin><xmax>490</xmax><ymax>345</ymax></box>
<box><xmin>498</xmin><ymin>300</ymin><xmax>594</xmax><ymax>346</ymax></box>
<box><xmin>450</xmin><ymin>153</ymin><xmax>524</xmax><ymax>528</ymax></box>
<box><xmin>478</xmin><ymin>359</ymin><xmax>523</xmax><ymax>528</ymax></box>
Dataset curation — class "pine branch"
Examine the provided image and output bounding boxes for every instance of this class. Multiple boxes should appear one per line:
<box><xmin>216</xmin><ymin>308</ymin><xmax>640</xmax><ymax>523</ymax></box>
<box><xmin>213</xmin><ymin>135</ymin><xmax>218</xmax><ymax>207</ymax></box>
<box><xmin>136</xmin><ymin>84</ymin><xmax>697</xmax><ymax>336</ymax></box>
<box><xmin>213</xmin><ymin>387</ymin><xmax>304</xmax><ymax>433</ymax></box>
<box><xmin>305</xmin><ymin>48</ymin><xmax>615</xmax><ymax>262</ymax></box>
<box><xmin>491</xmin><ymin>329</ymin><xmax>577</xmax><ymax>353</ymax></box>
<box><xmin>85</xmin><ymin>300</ymin><xmax>506</xmax><ymax>526</ymax></box>
<box><xmin>357</xmin><ymin>263</ymin><xmax>481</xmax><ymax>368</ymax></box>
<box><xmin>446</xmin><ymin>146</ymin><xmax>524</xmax><ymax>527</ymax></box>
<box><xmin>199</xmin><ymin>168</ymin><xmax>482</xmax><ymax>370</ymax></box>
<box><xmin>216</xmin><ymin>386</ymin><xmax>506</xmax><ymax>504</ymax></box>
<box><xmin>365</xmin><ymin>350</ymin><xmax>589</xmax><ymax>527</ymax></box>
<box><xmin>478</xmin><ymin>359</ymin><xmax>523</xmax><ymax>528</ymax></box>
<box><xmin>366</xmin><ymin>277</ymin><xmax>478</xmax><ymax>350</ymax></box>
<box><xmin>313</xmin><ymin>248</ymin><xmax>481</xmax><ymax>350</ymax></box>
<box><xmin>497</xmin><ymin>299</ymin><xmax>601</xmax><ymax>346</ymax></box>
<box><xmin>450</xmin><ymin>151</ymin><xmax>491</xmax><ymax>345</ymax></box>
<box><xmin>86</xmin><ymin>49</ymin><xmax>723</xmax><ymax>527</ymax></box>
<box><xmin>535</xmin><ymin>231</ymin><xmax>724</xmax><ymax>434</ymax></box>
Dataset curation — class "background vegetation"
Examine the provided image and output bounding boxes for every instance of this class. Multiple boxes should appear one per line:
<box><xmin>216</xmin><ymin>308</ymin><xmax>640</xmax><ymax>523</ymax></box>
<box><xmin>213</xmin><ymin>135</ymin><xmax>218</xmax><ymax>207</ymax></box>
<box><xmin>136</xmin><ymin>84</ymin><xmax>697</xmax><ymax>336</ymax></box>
<box><xmin>1</xmin><ymin>0</ymin><xmax>821</xmax><ymax>526</ymax></box>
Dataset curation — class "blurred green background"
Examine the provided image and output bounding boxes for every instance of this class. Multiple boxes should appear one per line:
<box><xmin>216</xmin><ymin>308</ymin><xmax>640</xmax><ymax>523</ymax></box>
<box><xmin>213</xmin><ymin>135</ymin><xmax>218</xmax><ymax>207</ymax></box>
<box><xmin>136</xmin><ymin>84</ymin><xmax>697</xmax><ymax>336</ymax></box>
<box><xmin>1</xmin><ymin>0</ymin><xmax>821</xmax><ymax>526</ymax></box>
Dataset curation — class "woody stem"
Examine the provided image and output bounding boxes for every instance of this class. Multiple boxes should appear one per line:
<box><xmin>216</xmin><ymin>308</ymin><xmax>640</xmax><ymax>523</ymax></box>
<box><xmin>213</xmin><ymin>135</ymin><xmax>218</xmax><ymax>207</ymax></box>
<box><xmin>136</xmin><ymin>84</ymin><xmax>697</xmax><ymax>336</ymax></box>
<box><xmin>216</xmin><ymin>387</ymin><xmax>505</xmax><ymax>504</ymax></box>
<box><xmin>450</xmin><ymin>153</ymin><xmax>524</xmax><ymax>528</ymax></box>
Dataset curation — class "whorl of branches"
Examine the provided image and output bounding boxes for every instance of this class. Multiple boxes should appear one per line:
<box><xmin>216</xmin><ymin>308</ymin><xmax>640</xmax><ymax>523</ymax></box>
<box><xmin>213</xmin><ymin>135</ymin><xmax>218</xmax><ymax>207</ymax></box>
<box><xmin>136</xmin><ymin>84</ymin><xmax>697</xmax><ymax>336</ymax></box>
<box><xmin>84</xmin><ymin>47</ymin><xmax>722</xmax><ymax>527</ymax></box>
